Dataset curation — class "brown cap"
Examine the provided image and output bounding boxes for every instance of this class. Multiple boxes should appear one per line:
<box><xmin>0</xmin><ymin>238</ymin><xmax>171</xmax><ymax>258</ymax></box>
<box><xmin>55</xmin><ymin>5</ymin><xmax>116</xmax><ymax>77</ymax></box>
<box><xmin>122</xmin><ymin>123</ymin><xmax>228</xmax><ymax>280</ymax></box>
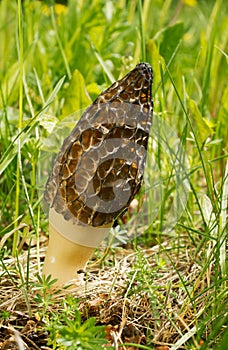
<box><xmin>44</xmin><ymin>63</ymin><xmax>153</xmax><ymax>227</ymax></box>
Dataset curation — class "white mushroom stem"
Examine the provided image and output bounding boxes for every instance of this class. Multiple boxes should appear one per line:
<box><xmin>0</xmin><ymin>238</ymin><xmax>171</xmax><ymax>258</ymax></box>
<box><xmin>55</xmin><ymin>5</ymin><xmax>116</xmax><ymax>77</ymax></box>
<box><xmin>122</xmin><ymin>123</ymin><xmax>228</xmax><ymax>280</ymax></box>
<box><xmin>42</xmin><ymin>208</ymin><xmax>110</xmax><ymax>287</ymax></box>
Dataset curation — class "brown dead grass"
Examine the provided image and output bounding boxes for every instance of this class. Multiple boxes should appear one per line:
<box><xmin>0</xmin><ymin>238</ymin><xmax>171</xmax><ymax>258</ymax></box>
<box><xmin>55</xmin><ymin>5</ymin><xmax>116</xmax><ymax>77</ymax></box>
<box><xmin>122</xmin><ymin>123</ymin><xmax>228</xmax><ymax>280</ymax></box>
<box><xmin>0</xmin><ymin>237</ymin><xmax>211</xmax><ymax>350</ymax></box>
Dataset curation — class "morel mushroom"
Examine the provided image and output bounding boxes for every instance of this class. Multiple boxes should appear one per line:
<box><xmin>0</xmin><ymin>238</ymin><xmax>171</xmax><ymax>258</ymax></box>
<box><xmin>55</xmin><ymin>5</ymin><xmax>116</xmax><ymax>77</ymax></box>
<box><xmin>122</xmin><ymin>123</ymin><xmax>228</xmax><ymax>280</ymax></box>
<box><xmin>43</xmin><ymin>62</ymin><xmax>153</xmax><ymax>286</ymax></box>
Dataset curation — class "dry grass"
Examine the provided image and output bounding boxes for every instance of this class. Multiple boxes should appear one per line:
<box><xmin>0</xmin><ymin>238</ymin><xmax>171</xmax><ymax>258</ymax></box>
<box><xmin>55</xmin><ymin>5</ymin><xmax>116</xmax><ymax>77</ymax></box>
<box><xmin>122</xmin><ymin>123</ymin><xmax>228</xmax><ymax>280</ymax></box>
<box><xmin>0</xmin><ymin>234</ymin><xmax>212</xmax><ymax>350</ymax></box>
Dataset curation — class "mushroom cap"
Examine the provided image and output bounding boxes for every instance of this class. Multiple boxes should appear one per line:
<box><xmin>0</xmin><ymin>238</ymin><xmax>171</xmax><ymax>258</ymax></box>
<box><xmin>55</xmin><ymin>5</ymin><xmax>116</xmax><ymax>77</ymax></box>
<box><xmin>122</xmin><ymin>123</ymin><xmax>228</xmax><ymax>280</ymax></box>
<box><xmin>44</xmin><ymin>63</ymin><xmax>153</xmax><ymax>227</ymax></box>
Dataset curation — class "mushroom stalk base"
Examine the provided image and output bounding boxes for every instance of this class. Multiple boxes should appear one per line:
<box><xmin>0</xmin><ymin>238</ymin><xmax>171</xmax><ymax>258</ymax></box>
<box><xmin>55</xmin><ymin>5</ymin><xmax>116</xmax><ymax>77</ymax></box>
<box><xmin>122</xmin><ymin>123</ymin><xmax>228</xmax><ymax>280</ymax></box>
<box><xmin>43</xmin><ymin>222</ymin><xmax>95</xmax><ymax>287</ymax></box>
<box><xmin>43</xmin><ymin>209</ymin><xmax>111</xmax><ymax>287</ymax></box>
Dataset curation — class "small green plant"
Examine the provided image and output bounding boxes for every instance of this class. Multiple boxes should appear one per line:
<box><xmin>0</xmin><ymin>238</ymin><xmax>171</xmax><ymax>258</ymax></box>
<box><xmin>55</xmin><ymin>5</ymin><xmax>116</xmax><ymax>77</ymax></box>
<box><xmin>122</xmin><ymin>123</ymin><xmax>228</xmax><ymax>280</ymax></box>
<box><xmin>46</xmin><ymin>296</ymin><xmax>110</xmax><ymax>350</ymax></box>
<box><xmin>0</xmin><ymin>310</ymin><xmax>11</xmax><ymax>322</ymax></box>
<box><xmin>33</xmin><ymin>274</ymin><xmax>59</xmax><ymax>317</ymax></box>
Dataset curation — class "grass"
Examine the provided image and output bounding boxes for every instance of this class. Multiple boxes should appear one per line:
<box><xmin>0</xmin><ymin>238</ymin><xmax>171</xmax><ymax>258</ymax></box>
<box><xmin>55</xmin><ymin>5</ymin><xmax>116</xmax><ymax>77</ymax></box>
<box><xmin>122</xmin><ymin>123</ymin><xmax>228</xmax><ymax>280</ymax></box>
<box><xmin>0</xmin><ymin>0</ymin><xmax>227</xmax><ymax>349</ymax></box>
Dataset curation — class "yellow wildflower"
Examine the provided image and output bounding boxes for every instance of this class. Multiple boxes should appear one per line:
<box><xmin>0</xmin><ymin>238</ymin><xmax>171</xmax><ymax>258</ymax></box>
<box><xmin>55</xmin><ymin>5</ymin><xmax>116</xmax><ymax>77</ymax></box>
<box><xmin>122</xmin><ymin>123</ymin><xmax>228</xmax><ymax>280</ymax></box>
<box><xmin>42</xmin><ymin>4</ymin><xmax>67</xmax><ymax>16</ymax></box>
<box><xmin>184</xmin><ymin>0</ymin><xmax>197</xmax><ymax>7</ymax></box>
